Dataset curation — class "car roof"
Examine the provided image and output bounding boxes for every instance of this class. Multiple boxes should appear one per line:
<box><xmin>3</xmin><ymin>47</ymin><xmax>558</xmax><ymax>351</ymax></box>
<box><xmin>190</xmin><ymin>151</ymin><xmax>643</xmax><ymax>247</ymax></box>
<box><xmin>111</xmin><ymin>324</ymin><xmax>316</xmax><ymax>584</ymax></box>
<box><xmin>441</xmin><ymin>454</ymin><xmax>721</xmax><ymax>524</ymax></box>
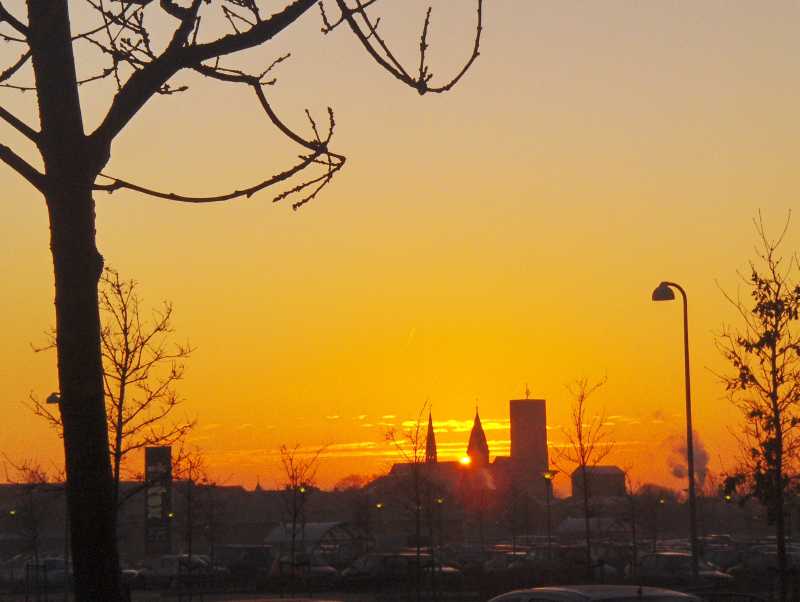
<box><xmin>493</xmin><ymin>585</ymin><xmax>700</xmax><ymax>600</ymax></box>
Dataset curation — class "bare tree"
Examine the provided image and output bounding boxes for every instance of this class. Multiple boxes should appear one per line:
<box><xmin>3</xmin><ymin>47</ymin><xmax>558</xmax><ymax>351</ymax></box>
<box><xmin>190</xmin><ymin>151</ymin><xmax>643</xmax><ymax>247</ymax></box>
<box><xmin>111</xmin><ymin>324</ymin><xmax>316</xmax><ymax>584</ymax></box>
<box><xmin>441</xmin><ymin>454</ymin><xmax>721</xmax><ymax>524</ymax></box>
<box><xmin>277</xmin><ymin>443</ymin><xmax>322</xmax><ymax>591</ymax></box>
<box><xmin>0</xmin><ymin>2</ymin><xmax>483</xmax><ymax>598</ymax></box>
<box><xmin>556</xmin><ymin>377</ymin><xmax>614</xmax><ymax>579</ymax></box>
<box><xmin>2</xmin><ymin>458</ymin><xmax>56</xmax><ymax>567</ymax></box>
<box><xmin>172</xmin><ymin>446</ymin><xmax>210</xmax><ymax>560</ymax></box>
<box><xmin>717</xmin><ymin>213</ymin><xmax>800</xmax><ymax>602</ymax></box>
<box><xmin>386</xmin><ymin>403</ymin><xmax>439</xmax><ymax>602</ymax></box>
<box><xmin>31</xmin><ymin>267</ymin><xmax>195</xmax><ymax>512</ymax></box>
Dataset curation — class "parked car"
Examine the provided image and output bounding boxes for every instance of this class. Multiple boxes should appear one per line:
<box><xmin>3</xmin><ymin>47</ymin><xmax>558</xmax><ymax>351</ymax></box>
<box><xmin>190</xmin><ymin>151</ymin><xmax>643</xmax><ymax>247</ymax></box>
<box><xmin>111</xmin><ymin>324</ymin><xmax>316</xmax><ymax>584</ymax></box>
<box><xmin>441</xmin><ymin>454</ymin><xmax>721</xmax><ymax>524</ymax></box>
<box><xmin>634</xmin><ymin>552</ymin><xmax>733</xmax><ymax>589</ymax></box>
<box><xmin>489</xmin><ymin>584</ymin><xmax>702</xmax><ymax>601</ymax></box>
<box><xmin>0</xmin><ymin>554</ymin><xmax>30</xmax><ymax>586</ymax></box>
<box><xmin>20</xmin><ymin>557</ymin><xmax>72</xmax><ymax>589</ymax></box>
<box><xmin>727</xmin><ymin>544</ymin><xmax>800</xmax><ymax>584</ymax></box>
<box><xmin>137</xmin><ymin>554</ymin><xmax>219</xmax><ymax>589</ymax></box>
<box><xmin>269</xmin><ymin>553</ymin><xmax>338</xmax><ymax>589</ymax></box>
<box><xmin>702</xmin><ymin>546</ymin><xmax>742</xmax><ymax>572</ymax></box>
<box><xmin>120</xmin><ymin>566</ymin><xmax>147</xmax><ymax>590</ymax></box>
<box><xmin>212</xmin><ymin>544</ymin><xmax>274</xmax><ymax>588</ymax></box>
<box><xmin>341</xmin><ymin>551</ymin><xmax>459</xmax><ymax>590</ymax></box>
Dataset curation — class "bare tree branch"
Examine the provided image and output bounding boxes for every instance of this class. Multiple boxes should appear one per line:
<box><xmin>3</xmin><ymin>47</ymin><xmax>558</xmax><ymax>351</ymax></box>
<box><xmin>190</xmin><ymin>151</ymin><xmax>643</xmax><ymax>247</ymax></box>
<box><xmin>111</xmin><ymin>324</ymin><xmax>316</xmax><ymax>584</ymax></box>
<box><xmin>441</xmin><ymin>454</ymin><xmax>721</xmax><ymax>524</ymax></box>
<box><xmin>330</xmin><ymin>0</ymin><xmax>483</xmax><ymax>95</ymax></box>
<box><xmin>0</xmin><ymin>3</ymin><xmax>28</xmax><ymax>37</ymax></box>
<box><xmin>0</xmin><ymin>143</ymin><xmax>45</xmax><ymax>191</ymax></box>
<box><xmin>90</xmin><ymin>0</ymin><xmax>319</xmax><ymax>149</ymax></box>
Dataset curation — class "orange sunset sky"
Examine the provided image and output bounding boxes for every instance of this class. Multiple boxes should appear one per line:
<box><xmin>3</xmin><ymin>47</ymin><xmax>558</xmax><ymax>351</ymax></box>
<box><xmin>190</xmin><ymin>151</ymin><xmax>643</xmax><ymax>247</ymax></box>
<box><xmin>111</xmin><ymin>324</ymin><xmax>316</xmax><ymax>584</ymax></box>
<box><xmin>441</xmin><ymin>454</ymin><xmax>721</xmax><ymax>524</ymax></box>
<box><xmin>1</xmin><ymin>1</ymin><xmax>799</xmax><ymax>496</ymax></box>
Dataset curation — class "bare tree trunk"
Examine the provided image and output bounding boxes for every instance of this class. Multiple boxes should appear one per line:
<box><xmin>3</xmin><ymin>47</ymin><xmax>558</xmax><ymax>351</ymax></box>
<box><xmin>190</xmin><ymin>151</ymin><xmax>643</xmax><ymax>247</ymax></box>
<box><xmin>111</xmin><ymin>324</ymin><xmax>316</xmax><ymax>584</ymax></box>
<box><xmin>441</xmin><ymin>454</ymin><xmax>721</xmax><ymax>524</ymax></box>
<box><xmin>47</xmin><ymin>185</ymin><xmax>119</xmax><ymax>601</ymax></box>
<box><xmin>581</xmin><ymin>464</ymin><xmax>592</xmax><ymax>580</ymax></box>
<box><xmin>775</xmin><ymin>420</ymin><xmax>788</xmax><ymax>602</ymax></box>
<box><xmin>414</xmin><ymin>470</ymin><xmax>421</xmax><ymax>602</ymax></box>
<box><xmin>629</xmin><ymin>495</ymin><xmax>638</xmax><ymax>579</ymax></box>
<box><xmin>27</xmin><ymin>3</ymin><xmax>119</xmax><ymax>600</ymax></box>
<box><xmin>46</xmin><ymin>186</ymin><xmax>119</xmax><ymax>601</ymax></box>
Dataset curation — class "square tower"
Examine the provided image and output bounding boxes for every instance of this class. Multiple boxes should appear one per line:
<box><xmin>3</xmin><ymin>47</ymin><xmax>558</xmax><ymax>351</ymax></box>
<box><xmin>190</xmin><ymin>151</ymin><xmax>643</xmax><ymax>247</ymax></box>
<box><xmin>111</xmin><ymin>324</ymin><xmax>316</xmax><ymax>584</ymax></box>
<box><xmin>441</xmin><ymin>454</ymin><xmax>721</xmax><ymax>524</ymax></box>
<box><xmin>510</xmin><ymin>398</ymin><xmax>549</xmax><ymax>491</ymax></box>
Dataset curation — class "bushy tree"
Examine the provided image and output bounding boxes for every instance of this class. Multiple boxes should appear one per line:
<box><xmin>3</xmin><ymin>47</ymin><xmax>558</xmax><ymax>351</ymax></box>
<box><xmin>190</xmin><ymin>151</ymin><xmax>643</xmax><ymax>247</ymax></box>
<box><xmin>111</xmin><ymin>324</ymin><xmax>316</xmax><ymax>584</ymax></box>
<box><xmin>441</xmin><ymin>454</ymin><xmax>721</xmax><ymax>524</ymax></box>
<box><xmin>717</xmin><ymin>214</ymin><xmax>800</xmax><ymax>601</ymax></box>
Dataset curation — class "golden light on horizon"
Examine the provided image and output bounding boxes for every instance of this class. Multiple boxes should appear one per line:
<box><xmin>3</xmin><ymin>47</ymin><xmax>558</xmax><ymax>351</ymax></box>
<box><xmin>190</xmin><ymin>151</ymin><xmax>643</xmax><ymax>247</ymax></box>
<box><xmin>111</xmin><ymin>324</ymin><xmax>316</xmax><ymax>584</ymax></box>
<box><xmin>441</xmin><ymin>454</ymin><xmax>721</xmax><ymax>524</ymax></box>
<box><xmin>1</xmin><ymin>2</ymin><xmax>799</xmax><ymax>493</ymax></box>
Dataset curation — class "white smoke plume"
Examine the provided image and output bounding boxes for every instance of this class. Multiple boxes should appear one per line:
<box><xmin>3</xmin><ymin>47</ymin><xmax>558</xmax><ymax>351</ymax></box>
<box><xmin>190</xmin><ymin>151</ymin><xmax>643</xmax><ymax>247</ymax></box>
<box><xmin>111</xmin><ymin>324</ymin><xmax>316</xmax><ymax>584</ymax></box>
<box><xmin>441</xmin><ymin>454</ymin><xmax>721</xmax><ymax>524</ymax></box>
<box><xmin>664</xmin><ymin>430</ymin><xmax>709</xmax><ymax>488</ymax></box>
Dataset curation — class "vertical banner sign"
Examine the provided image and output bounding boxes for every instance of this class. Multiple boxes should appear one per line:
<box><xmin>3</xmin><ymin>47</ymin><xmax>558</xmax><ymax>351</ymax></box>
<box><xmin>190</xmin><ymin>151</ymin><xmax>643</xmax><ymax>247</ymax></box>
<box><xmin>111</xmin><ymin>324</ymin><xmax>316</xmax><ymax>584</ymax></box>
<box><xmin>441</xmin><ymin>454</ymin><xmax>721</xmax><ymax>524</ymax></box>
<box><xmin>145</xmin><ymin>446</ymin><xmax>172</xmax><ymax>555</ymax></box>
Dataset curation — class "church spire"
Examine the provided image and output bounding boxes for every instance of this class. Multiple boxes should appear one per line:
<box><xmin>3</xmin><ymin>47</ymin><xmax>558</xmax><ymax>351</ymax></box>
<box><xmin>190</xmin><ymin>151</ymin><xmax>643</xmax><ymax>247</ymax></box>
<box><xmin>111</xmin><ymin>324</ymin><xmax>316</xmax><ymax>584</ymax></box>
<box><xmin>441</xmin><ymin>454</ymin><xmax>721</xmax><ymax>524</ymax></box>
<box><xmin>425</xmin><ymin>412</ymin><xmax>437</xmax><ymax>463</ymax></box>
<box><xmin>467</xmin><ymin>407</ymin><xmax>490</xmax><ymax>467</ymax></box>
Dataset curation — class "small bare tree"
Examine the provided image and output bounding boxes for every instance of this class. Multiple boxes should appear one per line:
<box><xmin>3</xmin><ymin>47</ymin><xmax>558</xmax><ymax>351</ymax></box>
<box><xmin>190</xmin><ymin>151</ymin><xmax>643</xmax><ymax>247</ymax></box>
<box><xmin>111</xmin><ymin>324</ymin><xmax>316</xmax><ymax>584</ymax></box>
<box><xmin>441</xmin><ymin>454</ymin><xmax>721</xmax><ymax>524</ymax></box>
<box><xmin>31</xmin><ymin>267</ymin><xmax>195</xmax><ymax>511</ymax></box>
<box><xmin>1</xmin><ymin>457</ymin><xmax>65</xmax><ymax>582</ymax></box>
<box><xmin>172</xmin><ymin>446</ymin><xmax>210</xmax><ymax>561</ymax></box>
<box><xmin>386</xmin><ymin>403</ymin><xmax>439</xmax><ymax>602</ymax></box>
<box><xmin>278</xmin><ymin>443</ymin><xmax>323</xmax><ymax>590</ymax></box>
<box><xmin>556</xmin><ymin>377</ymin><xmax>614</xmax><ymax>579</ymax></box>
<box><xmin>717</xmin><ymin>213</ymin><xmax>800</xmax><ymax>602</ymax></box>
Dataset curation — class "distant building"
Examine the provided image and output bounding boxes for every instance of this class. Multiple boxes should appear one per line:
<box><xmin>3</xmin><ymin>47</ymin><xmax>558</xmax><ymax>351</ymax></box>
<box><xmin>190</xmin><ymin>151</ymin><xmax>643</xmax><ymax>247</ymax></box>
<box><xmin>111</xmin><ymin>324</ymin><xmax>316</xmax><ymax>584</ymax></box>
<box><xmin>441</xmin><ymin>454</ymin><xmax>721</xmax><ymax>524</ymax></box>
<box><xmin>466</xmin><ymin>409</ymin><xmax>490</xmax><ymax>468</ymax></box>
<box><xmin>509</xmin><ymin>398</ymin><xmax>548</xmax><ymax>488</ymax></box>
<box><xmin>571</xmin><ymin>465</ymin><xmax>626</xmax><ymax>498</ymax></box>
<box><xmin>425</xmin><ymin>412</ymin><xmax>437</xmax><ymax>464</ymax></box>
<box><xmin>387</xmin><ymin>397</ymin><xmax>551</xmax><ymax>498</ymax></box>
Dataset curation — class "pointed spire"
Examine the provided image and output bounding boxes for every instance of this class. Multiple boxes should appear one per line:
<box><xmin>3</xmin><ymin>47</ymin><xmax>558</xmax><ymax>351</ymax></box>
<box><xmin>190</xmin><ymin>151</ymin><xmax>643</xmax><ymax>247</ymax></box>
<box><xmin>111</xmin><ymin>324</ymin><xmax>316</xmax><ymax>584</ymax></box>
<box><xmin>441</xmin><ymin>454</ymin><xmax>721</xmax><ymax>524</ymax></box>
<box><xmin>425</xmin><ymin>412</ymin><xmax>438</xmax><ymax>464</ymax></box>
<box><xmin>467</xmin><ymin>407</ymin><xmax>490</xmax><ymax>467</ymax></box>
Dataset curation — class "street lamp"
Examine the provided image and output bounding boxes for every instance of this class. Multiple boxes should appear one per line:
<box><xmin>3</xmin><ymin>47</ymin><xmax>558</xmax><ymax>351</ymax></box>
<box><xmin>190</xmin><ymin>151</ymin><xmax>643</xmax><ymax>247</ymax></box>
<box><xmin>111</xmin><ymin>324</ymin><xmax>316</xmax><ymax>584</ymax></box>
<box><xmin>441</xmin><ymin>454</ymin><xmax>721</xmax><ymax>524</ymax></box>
<box><xmin>723</xmin><ymin>493</ymin><xmax>733</xmax><ymax>537</ymax></box>
<box><xmin>654</xmin><ymin>497</ymin><xmax>665</xmax><ymax>552</ymax></box>
<box><xmin>542</xmin><ymin>469</ymin><xmax>558</xmax><ymax>561</ymax></box>
<box><xmin>652</xmin><ymin>280</ymin><xmax>699</xmax><ymax>581</ymax></box>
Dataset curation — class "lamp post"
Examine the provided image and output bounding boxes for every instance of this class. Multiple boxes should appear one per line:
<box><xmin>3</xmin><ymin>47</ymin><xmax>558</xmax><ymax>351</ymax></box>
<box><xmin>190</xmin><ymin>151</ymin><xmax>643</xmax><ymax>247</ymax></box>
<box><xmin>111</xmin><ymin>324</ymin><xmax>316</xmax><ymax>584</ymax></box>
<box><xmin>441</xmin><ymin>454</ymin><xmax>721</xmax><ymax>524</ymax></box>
<box><xmin>652</xmin><ymin>280</ymin><xmax>699</xmax><ymax>581</ymax></box>
<box><xmin>723</xmin><ymin>494</ymin><xmax>733</xmax><ymax>537</ymax></box>
<box><xmin>436</xmin><ymin>497</ymin><xmax>444</xmax><ymax>547</ymax></box>
<box><xmin>654</xmin><ymin>497</ymin><xmax>665</xmax><ymax>552</ymax></box>
<box><xmin>542</xmin><ymin>469</ymin><xmax>558</xmax><ymax>561</ymax></box>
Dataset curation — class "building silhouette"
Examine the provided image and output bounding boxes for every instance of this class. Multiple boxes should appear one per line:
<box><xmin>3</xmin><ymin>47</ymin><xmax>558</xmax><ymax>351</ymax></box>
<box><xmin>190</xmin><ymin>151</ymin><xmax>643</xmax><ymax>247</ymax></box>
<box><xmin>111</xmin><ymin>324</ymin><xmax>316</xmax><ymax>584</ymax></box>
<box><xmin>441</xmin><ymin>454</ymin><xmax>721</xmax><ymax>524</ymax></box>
<box><xmin>387</xmin><ymin>397</ymin><xmax>551</xmax><ymax>499</ymax></box>
<box><xmin>466</xmin><ymin>408</ymin><xmax>490</xmax><ymax>468</ymax></box>
<box><xmin>509</xmin><ymin>398</ymin><xmax>549</xmax><ymax>491</ymax></box>
<box><xmin>425</xmin><ymin>412</ymin><xmax>437</xmax><ymax>464</ymax></box>
<box><xmin>571</xmin><ymin>465</ymin><xmax>626</xmax><ymax>499</ymax></box>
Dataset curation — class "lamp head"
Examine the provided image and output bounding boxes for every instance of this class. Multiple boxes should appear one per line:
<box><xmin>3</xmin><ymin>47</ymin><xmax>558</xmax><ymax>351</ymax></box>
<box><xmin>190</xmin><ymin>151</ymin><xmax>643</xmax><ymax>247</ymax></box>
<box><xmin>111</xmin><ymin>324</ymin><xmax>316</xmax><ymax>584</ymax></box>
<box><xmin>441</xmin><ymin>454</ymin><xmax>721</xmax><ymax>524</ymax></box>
<box><xmin>652</xmin><ymin>282</ymin><xmax>675</xmax><ymax>302</ymax></box>
<box><xmin>542</xmin><ymin>469</ymin><xmax>558</xmax><ymax>481</ymax></box>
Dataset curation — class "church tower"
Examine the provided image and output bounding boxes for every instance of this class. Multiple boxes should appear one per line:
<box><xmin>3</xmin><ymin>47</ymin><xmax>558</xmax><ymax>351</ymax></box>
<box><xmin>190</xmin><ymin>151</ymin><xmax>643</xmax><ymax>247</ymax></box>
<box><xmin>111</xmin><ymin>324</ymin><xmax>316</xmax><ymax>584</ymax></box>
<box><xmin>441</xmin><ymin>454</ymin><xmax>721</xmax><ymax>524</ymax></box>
<box><xmin>467</xmin><ymin>408</ymin><xmax>490</xmax><ymax>467</ymax></box>
<box><xmin>425</xmin><ymin>412</ymin><xmax>438</xmax><ymax>463</ymax></box>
